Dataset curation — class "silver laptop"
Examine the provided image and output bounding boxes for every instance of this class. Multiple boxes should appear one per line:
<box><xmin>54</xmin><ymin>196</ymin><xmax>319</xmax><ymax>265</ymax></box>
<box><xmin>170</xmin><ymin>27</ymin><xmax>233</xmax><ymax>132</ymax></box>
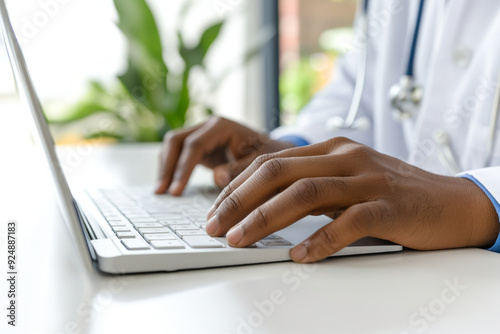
<box><xmin>0</xmin><ymin>1</ymin><xmax>401</xmax><ymax>274</ymax></box>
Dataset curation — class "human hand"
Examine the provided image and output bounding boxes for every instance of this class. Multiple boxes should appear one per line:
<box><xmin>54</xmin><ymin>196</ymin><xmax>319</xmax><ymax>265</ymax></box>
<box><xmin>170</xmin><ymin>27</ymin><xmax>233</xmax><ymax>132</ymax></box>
<box><xmin>155</xmin><ymin>116</ymin><xmax>295</xmax><ymax>195</ymax></box>
<box><xmin>206</xmin><ymin>137</ymin><xmax>499</xmax><ymax>263</ymax></box>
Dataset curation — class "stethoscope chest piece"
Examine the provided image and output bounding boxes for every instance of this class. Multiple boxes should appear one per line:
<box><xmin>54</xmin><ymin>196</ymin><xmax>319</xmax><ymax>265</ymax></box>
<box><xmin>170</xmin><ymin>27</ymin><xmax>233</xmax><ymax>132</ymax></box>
<box><xmin>389</xmin><ymin>75</ymin><xmax>424</xmax><ymax>121</ymax></box>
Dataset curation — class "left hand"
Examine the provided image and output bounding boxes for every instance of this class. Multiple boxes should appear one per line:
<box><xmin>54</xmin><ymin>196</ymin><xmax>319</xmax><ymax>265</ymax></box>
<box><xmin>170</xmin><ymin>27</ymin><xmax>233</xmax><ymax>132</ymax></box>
<box><xmin>205</xmin><ymin>137</ymin><xmax>499</xmax><ymax>263</ymax></box>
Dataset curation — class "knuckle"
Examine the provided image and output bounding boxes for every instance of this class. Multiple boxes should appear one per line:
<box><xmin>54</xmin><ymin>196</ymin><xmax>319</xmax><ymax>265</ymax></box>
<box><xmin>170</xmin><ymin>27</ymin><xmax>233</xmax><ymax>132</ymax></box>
<box><xmin>324</xmin><ymin>136</ymin><xmax>353</xmax><ymax>151</ymax></box>
<box><xmin>252</xmin><ymin>206</ymin><xmax>272</xmax><ymax>230</ymax></box>
<box><xmin>323</xmin><ymin>178</ymin><xmax>348</xmax><ymax>192</ymax></box>
<box><xmin>226</xmin><ymin>160</ymin><xmax>245</xmax><ymax>177</ymax></box>
<box><xmin>254</xmin><ymin>153</ymin><xmax>273</xmax><ymax>167</ymax></box>
<box><xmin>184</xmin><ymin>136</ymin><xmax>202</xmax><ymax>151</ymax></box>
<box><xmin>164</xmin><ymin>129</ymin><xmax>181</xmax><ymax>143</ymax></box>
<box><xmin>221</xmin><ymin>193</ymin><xmax>244</xmax><ymax>215</ymax></box>
<box><xmin>218</xmin><ymin>183</ymin><xmax>235</xmax><ymax>203</ymax></box>
<box><xmin>316</xmin><ymin>229</ymin><xmax>339</xmax><ymax>253</ymax></box>
<box><xmin>210</xmin><ymin>115</ymin><xmax>224</xmax><ymax>124</ymax></box>
<box><xmin>349</xmin><ymin>145</ymin><xmax>371</xmax><ymax>160</ymax></box>
<box><xmin>260</xmin><ymin>158</ymin><xmax>288</xmax><ymax>180</ymax></box>
<box><xmin>349</xmin><ymin>204</ymin><xmax>384</xmax><ymax>234</ymax></box>
<box><xmin>326</xmin><ymin>137</ymin><xmax>371</xmax><ymax>159</ymax></box>
<box><xmin>293</xmin><ymin>178</ymin><xmax>322</xmax><ymax>205</ymax></box>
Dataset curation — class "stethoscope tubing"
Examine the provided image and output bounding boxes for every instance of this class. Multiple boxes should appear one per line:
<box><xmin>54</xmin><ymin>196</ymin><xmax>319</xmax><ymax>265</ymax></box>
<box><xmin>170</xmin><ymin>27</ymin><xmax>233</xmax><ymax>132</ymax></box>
<box><xmin>334</xmin><ymin>0</ymin><xmax>499</xmax><ymax>171</ymax></box>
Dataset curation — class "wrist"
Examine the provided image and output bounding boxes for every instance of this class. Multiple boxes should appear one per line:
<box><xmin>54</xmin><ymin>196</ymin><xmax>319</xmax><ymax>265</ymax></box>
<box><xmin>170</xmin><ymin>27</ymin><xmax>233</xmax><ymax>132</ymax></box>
<box><xmin>460</xmin><ymin>177</ymin><xmax>499</xmax><ymax>248</ymax></box>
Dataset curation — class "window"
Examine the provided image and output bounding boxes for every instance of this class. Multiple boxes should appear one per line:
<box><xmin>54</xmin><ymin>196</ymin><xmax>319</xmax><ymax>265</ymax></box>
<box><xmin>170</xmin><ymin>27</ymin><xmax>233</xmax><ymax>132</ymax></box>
<box><xmin>2</xmin><ymin>0</ymin><xmax>258</xmax><ymax>143</ymax></box>
<box><xmin>279</xmin><ymin>0</ymin><xmax>357</xmax><ymax>125</ymax></box>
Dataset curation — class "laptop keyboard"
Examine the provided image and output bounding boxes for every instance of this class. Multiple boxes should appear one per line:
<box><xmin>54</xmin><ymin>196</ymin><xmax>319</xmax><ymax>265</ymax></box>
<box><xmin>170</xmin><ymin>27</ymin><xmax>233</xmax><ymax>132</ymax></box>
<box><xmin>88</xmin><ymin>187</ymin><xmax>292</xmax><ymax>251</ymax></box>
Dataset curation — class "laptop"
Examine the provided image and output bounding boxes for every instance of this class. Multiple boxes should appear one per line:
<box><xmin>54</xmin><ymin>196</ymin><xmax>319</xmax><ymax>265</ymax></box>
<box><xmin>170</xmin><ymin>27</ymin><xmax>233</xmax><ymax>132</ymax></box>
<box><xmin>0</xmin><ymin>1</ymin><xmax>401</xmax><ymax>274</ymax></box>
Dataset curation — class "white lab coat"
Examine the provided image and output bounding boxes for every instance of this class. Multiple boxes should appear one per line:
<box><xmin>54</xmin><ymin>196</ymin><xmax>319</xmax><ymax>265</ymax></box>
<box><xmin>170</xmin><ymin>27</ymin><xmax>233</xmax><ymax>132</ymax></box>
<box><xmin>272</xmin><ymin>0</ymin><xmax>500</xmax><ymax>214</ymax></box>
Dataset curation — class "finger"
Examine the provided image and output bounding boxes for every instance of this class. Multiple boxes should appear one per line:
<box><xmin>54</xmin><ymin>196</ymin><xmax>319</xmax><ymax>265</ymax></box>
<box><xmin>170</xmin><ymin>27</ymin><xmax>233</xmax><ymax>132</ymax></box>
<box><xmin>212</xmin><ymin>153</ymin><xmax>257</xmax><ymax>188</ymax></box>
<box><xmin>209</xmin><ymin>142</ymin><xmax>331</xmax><ymax>217</ymax></box>
<box><xmin>290</xmin><ymin>201</ymin><xmax>389</xmax><ymax>263</ymax></box>
<box><xmin>222</xmin><ymin>177</ymin><xmax>364</xmax><ymax>247</ymax></box>
<box><xmin>206</xmin><ymin>155</ymin><xmax>355</xmax><ymax>236</ymax></box>
<box><xmin>155</xmin><ymin>126</ymin><xmax>200</xmax><ymax>194</ymax></box>
<box><xmin>168</xmin><ymin>120</ymin><xmax>232</xmax><ymax>196</ymax></box>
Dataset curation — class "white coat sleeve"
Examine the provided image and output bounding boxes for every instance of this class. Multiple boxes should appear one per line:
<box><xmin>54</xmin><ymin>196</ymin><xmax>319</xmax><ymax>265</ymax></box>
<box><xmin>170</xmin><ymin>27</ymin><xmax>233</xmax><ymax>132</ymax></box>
<box><xmin>458</xmin><ymin>168</ymin><xmax>500</xmax><ymax>252</ymax></box>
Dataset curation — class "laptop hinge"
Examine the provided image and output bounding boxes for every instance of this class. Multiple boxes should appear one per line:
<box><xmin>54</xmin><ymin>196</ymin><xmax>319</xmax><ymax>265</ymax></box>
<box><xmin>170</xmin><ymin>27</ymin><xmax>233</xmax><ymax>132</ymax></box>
<box><xmin>74</xmin><ymin>200</ymin><xmax>106</xmax><ymax>240</ymax></box>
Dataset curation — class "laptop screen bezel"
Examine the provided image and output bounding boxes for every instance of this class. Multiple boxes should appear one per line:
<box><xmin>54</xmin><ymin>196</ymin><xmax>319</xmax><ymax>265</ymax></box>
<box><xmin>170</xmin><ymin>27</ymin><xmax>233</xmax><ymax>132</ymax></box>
<box><xmin>0</xmin><ymin>0</ymin><xmax>95</xmax><ymax>272</ymax></box>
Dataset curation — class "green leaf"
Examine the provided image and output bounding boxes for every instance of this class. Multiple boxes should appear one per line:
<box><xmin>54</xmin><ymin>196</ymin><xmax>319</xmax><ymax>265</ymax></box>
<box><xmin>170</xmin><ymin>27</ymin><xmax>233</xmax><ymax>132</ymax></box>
<box><xmin>136</xmin><ymin>126</ymin><xmax>162</xmax><ymax>142</ymax></box>
<box><xmin>47</xmin><ymin>81</ymin><xmax>115</xmax><ymax>124</ymax></box>
<box><xmin>86</xmin><ymin>131</ymin><xmax>124</xmax><ymax>141</ymax></box>
<box><xmin>114</xmin><ymin>0</ymin><xmax>170</xmax><ymax>115</ymax></box>
<box><xmin>113</xmin><ymin>0</ymin><xmax>164</xmax><ymax>61</ymax></box>
<box><xmin>48</xmin><ymin>102</ymin><xmax>110</xmax><ymax>125</ymax></box>
<box><xmin>179</xmin><ymin>21</ymin><xmax>223</xmax><ymax>69</ymax></box>
<box><xmin>198</xmin><ymin>22</ymin><xmax>224</xmax><ymax>60</ymax></box>
<box><xmin>173</xmin><ymin>70</ymin><xmax>190</xmax><ymax>128</ymax></box>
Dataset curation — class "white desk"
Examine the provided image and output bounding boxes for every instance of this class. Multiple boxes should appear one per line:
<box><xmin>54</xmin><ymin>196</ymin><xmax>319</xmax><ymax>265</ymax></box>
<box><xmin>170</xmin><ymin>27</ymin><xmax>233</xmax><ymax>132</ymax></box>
<box><xmin>2</xmin><ymin>143</ymin><xmax>500</xmax><ymax>334</ymax></box>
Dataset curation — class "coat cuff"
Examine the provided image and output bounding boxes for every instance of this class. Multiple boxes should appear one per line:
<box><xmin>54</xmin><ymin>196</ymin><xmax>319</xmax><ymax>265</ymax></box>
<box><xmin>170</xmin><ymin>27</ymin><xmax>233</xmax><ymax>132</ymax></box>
<box><xmin>275</xmin><ymin>135</ymin><xmax>310</xmax><ymax>147</ymax></box>
<box><xmin>458</xmin><ymin>173</ymin><xmax>500</xmax><ymax>253</ymax></box>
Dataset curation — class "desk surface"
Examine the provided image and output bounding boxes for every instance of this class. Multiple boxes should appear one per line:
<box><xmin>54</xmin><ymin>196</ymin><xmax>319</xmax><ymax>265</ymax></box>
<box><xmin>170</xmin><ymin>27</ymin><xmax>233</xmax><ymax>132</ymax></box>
<box><xmin>2</xmin><ymin>143</ymin><xmax>500</xmax><ymax>334</ymax></box>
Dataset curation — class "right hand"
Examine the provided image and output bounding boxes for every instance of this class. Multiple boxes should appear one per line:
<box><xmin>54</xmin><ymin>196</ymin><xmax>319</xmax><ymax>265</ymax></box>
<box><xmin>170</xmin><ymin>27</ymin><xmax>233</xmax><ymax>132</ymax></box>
<box><xmin>155</xmin><ymin>116</ymin><xmax>295</xmax><ymax>196</ymax></box>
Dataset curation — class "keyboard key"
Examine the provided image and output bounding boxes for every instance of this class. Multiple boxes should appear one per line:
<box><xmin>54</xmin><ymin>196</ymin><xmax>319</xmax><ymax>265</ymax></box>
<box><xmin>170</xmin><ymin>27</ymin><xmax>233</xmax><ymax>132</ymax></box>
<box><xmin>184</xmin><ymin>236</ymin><xmax>224</xmax><ymax>248</ymax></box>
<box><xmin>106</xmin><ymin>217</ymin><xmax>127</xmax><ymax>222</ymax></box>
<box><xmin>116</xmin><ymin>232</ymin><xmax>136</xmax><ymax>239</ymax></box>
<box><xmin>108</xmin><ymin>221</ymin><xmax>127</xmax><ymax>227</ymax></box>
<box><xmin>170</xmin><ymin>224</ymin><xmax>199</xmax><ymax>231</ymax></box>
<box><xmin>144</xmin><ymin>207</ymin><xmax>174</xmax><ymax>213</ymax></box>
<box><xmin>262</xmin><ymin>234</ymin><xmax>281</xmax><ymax>240</ymax></box>
<box><xmin>122</xmin><ymin>239</ymin><xmax>150</xmax><ymax>250</ymax></box>
<box><xmin>160</xmin><ymin>219</ymin><xmax>192</xmax><ymax>226</ymax></box>
<box><xmin>132</xmin><ymin>222</ymin><xmax>163</xmax><ymax>228</ymax></box>
<box><xmin>150</xmin><ymin>214</ymin><xmax>184</xmax><ymax>220</ymax></box>
<box><xmin>138</xmin><ymin>227</ymin><xmax>171</xmax><ymax>235</ymax></box>
<box><xmin>144</xmin><ymin>233</ymin><xmax>176</xmax><ymax>242</ymax></box>
<box><xmin>113</xmin><ymin>226</ymin><xmax>131</xmax><ymax>233</ymax></box>
<box><xmin>260</xmin><ymin>239</ymin><xmax>293</xmax><ymax>246</ymax></box>
<box><xmin>120</xmin><ymin>208</ymin><xmax>147</xmax><ymax>213</ymax></box>
<box><xmin>100</xmin><ymin>209</ymin><xmax>120</xmax><ymax>215</ymax></box>
<box><xmin>103</xmin><ymin>214</ymin><xmax>121</xmax><ymax>220</ymax></box>
<box><xmin>188</xmin><ymin>214</ymin><xmax>207</xmax><ymax>220</ymax></box>
<box><xmin>191</xmin><ymin>219</ymin><xmax>208</xmax><ymax>224</ymax></box>
<box><xmin>122</xmin><ymin>212</ymin><xmax>150</xmax><ymax>216</ymax></box>
<box><xmin>128</xmin><ymin>217</ymin><xmax>158</xmax><ymax>223</ymax></box>
<box><xmin>177</xmin><ymin>230</ymin><xmax>207</xmax><ymax>237</ymax></box>
<box><xmin>150</xmin><ymin>240</ymin><xmax>185</xmax><ymax>249</ymax></box>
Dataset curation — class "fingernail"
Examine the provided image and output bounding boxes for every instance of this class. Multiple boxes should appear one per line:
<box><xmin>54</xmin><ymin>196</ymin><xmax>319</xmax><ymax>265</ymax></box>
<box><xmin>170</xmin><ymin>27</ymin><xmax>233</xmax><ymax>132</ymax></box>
<box><xmin>205</xmin><ymin>215</ymin><xmax>218</xmax><ymax>235</ymax></box>
<box><xmin>155</xmin><ymin>181</ymin><xmax>167</xmax><ymax>194</ymax></box>
<box><xmin>168</xmin><ymin>181</ymin><xmax>181</xmax><ymax>195</ymax></box>
<box><xmin>206</xmin><ymin>205</ymin><xmax>216</xmax><ymax>220</ymax></box>
<box><xmin>226</xmin><ymin>225</ymin><xmax>244</xmax><ymax>245</ymax></box>
<box><xmin>291</xmin><ymin>244</ymin><xmax>308</xmax><ymax>262</ymax></box>
<box><xmin>214</xmin><ymin>168</ymin><xmax>230</xmax><ymax>188</ymax></box>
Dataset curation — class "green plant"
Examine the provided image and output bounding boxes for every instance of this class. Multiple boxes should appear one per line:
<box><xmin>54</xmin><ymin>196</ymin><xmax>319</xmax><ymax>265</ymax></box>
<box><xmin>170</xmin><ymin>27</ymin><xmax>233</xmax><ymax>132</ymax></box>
<box><xmin>280</xmin><ymin>27</ymin><xmax>352</xmax><ymax>120</ymax></box>
<box><xmin>48</xmin><ymin>0</ymin><xmax>223</xmax><ymax>142</ymax></box>
<box><xmin>279</xmin><ymin>58</ymin><xmax>317</xmax><ymax>117</ymax></box>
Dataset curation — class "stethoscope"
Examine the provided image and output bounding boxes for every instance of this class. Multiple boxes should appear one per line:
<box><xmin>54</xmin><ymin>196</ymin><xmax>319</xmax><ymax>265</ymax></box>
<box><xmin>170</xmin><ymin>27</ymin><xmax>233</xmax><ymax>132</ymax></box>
<box><xmin>328</xmin><ymin>0</ymin><xmax>500</xmax><ymax>173</ymax></box>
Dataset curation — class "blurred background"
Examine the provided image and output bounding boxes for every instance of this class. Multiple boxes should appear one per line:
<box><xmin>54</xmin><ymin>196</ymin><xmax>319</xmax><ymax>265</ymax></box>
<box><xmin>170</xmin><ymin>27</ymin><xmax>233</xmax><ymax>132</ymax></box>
<box><xmin>0</xmin><ymin>0</ymin><xmax>357</xmax><ymax>146</ymax></box>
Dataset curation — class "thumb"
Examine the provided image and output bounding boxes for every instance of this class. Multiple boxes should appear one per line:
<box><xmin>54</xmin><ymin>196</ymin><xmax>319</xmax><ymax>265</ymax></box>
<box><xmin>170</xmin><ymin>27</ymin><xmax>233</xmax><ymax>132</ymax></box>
<box><xmin>213</xmin><ymin>155</ymin><xmax>256</xmax><ymax>188</ymax></box>
<box><xmin>290</xmin><ymin>202</ymin><xmax>380</xmax><ymax>263</ymax></box>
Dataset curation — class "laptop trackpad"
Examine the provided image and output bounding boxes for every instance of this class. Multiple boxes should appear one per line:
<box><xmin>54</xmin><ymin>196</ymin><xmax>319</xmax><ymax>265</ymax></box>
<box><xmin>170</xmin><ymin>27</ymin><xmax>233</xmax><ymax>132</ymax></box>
<box><xmin>275</xmin><ymin>215</ymin><xmax>394</xmax><ymax>247</ymax></box>
<box><xmin>274</xmin><ymin>215</ymin><xmax>332</xmax><ymax>245</ymax></box>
